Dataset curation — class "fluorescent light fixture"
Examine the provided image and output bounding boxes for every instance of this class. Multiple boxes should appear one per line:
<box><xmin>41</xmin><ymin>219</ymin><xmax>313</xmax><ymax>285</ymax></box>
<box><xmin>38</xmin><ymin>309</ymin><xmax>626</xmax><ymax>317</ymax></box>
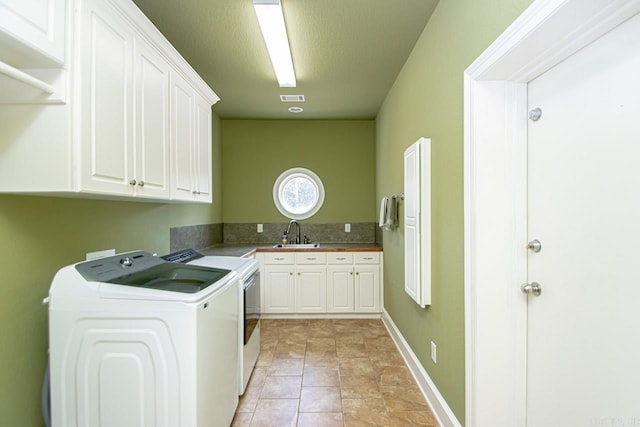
<box><xmin>253</xmin><ymin>0</ymin><xmax>296</xmax><ymax>87</ymax></box>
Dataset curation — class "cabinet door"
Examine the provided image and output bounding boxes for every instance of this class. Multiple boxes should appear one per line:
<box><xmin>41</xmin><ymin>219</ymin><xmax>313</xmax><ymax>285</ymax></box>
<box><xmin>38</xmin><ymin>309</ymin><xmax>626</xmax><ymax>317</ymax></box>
<box><xmin>354</xmin><ymin>265</ymin><xmax>380</xmax><ymax>313</ymax></box>
<box><xmin>133</xmin><ymin>38</ymin><xmax>169</xmax><ymax>199</ymax></box>
<box><xmin>327</xmin><ymin>266</ymin><xmax>354</xmax><ymax>313</ymax></box>
<box><xmin>264</xmin><ymin>265</ymin><xmax>295</xmax><ymax>313</ymax></box>
<box><xmin>404</xmin><ymin>141</ymin><xmax>421</xmax><ymax>304</ymax></box>
<box><xmin>79</xmin><ymin>0</ymin><xmax>134</xmax><ymax>195</ymax></box>
<box><xmin>193</xmin><ymin>95</ymin><xmax>212</xmax><ymax>202</ymax></box>
<box><xmin>170</xmin><ymin>70</ymin><xmax>195</xmax><ymax>200</ymax></box>
<box><xmin>295</xmin><ymin>266</ymin><xmax>327</xmax><ymax>313</ymax></box>
<box><xmin>0</xmin><ymin>0</ymin><xmax>66</xmax><ymax>65</ymax></box>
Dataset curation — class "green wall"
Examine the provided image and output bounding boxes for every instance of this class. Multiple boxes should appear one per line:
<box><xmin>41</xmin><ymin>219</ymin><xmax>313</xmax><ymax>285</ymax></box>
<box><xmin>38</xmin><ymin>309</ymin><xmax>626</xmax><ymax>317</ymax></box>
<box><xmin>222</xmin><ymin>120</ymin><xmax>376</xmax><ymax>223</ymax></box>
<box><xmin>0</xmin><ymin>114</ymin><xmax>223</xmax><ymax>427</ymax></box>
<box><xmin>376</xmin><ymin>0</ymin><xmax>533</xmax><ymax>423</ymax></box>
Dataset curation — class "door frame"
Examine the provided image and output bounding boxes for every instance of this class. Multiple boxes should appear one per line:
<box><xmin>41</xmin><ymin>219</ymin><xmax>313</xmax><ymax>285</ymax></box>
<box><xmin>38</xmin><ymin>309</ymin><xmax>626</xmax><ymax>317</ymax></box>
<box><xmin>463</xmin><ymin>1</ymin><xmax>640</xmax><ymax>426</ymax></box>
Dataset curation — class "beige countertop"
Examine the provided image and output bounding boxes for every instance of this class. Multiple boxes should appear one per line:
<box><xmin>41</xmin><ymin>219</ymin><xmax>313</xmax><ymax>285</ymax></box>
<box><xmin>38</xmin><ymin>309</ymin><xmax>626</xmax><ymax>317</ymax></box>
<box><xmin>198</xmin><ymin>243</ymin><xmax>382</xmax><ymax>258</ymax></box>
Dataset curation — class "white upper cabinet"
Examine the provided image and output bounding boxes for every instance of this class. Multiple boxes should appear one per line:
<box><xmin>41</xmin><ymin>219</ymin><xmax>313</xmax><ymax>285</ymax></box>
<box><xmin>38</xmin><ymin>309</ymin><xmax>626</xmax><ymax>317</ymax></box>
<box><xmin>194</xmin><ymin>95</ymin><xmax>212</xmax><ymax>201</ymax></box>
<box><xmin>0</xmin><ymin>0</ymin><xmax>217</xmax><ymax>202</ymax></box>
<box><xmin>0</xmin><ymin>0</ymin><xmax>66</xmax><ymax>66</ymax></box>
<box><xmin>404</xmin><ymin>137</ymin><xmax>431</xmax><ymax>307</ymax></box>
<box><xmin>79</xmin><ymin>0</ymin><xmax>170</xmax><ymax>199</ymax></box>
<box><xmin>133</xmin><ymin>37</ymin><xmax>170</xmax><ymax>199</ymax></box>
<box><xmin>78</xmin><ymin>0</ymin><xmax>134</xmax><ymax>195</ymax></box>
<box><xmin>0</xmin><ymin>0</ymin><xmax>68</xmax><ymax>103</ymax></box>
<box><xmin>170</xmin><ymin>71</ymin><xmax>212</xmax><ymax>203</ymax></box>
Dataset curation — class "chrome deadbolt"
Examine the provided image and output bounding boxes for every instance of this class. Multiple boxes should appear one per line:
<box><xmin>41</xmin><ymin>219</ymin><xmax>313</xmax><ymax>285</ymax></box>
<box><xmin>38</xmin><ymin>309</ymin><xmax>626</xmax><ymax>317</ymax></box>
<box><xmin>528</xmin><ymin>239</ymin><xmax>542</xmax><ymax>252</ymax></box>
<box><xmin>521</xmin><ymin>282</ymin><xmax>542</xmax><ymax>296</ymax></box>
<box><xmin>528</xmin><ymin>107</ymin><xmax>542</xmax><ymax>121</ymax></box>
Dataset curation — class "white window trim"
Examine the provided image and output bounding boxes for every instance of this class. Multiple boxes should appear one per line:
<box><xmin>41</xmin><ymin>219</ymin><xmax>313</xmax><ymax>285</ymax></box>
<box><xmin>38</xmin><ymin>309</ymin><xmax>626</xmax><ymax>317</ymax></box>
<box><xmin>273</xmin><ymin>167</ymin><xmax>325</xmax><ymax>220</ymax></box>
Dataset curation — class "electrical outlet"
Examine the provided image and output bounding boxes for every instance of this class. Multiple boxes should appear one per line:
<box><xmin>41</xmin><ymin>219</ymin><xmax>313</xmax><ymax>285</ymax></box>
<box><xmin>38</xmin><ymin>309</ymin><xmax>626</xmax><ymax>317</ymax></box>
<box><xmin>86</xmin><ymin>249</ymin><xmax>115</xmax><ymax>260</ymax></box>
<box><xmin>257</xmin><ymin>224</ymin><xmax>263</xmax><ymax>233</ymax></box>
<box><xmin>345</xmin><ymin>223</ymin><xmax>351</xmax><ymax>232</ymax></box>
<box><xmin>431</xmin><ymin>341</ymin><xmax>437</xmax><ymax>364</ymax></box>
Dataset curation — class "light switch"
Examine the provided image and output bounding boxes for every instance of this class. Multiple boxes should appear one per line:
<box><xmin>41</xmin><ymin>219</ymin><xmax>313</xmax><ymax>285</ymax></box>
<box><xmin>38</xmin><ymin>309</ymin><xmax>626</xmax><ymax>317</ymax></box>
<box><xmin>431</xmin><ymin>341</ymin><xmax>437</xmax><ymax>364</ymax></box>
<box><xmin>257</xmin><ymin>224</ymin><xmax>263</xmax><ymax>233</ymax></box>
<box><xmin>345</xmin><ymin>223</ymin><xmax>351</xmax><ymax>232</ymax></box>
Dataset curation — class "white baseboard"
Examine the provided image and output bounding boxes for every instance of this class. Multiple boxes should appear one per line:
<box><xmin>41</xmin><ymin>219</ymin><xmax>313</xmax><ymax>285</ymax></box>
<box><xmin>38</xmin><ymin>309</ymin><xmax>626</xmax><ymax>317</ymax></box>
<box><xmin>382</xmin><ymin>309</ymin><xmax>462</xmax><ymax>427</ymax></box>
<box><xmin>260</xmin><ymin>313</ymin><xmax>382</xmax><ymax>320</ymax></box>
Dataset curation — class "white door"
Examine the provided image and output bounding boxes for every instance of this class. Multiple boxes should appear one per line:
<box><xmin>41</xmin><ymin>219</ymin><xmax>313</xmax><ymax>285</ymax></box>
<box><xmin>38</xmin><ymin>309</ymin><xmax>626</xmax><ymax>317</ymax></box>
<box><xmin>526</xmin><ymin>13</ymin><xmax>640</xmax><ymax>426</ymax></box>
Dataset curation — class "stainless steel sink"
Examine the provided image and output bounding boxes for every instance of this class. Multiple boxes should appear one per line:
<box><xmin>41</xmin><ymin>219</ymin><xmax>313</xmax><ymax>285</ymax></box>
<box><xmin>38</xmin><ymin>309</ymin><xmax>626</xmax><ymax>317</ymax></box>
<box><xmin>272</xmin><ymin>243</ymin><xmax>320</xmax><ymax>249</ymax></box>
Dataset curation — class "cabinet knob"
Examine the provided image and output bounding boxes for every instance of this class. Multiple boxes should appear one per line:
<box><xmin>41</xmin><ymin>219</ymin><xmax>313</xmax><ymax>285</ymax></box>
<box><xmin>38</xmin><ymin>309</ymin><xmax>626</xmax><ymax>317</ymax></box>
<box><xmin>129</xmin><ymin>179</ymin><xmax>137</xmax><ymax>186</ymax></box>
<box><xmin>290</xmin><ymin>272</ymin><xmax>293</xmax><ymax>276</ymax></box>
<box><xmin>350</xmin><ymin>272</ymin><xmax>353</xmax><ymax>275</ymax></box>
<box><xmin>297</xmin><ymin>272</ymin><xmax>301</xmax><ymax>275</ymax></box>
<box><xmin>138</xmin><ymin>180</ymin><xmax>145</xmax><ymax>187</ymax></box>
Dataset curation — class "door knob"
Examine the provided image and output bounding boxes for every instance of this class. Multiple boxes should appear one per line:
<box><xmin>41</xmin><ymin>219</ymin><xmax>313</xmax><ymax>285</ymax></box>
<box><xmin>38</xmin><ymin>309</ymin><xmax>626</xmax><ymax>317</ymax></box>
<box><xmin>528</xmin><ymin>239</ymin><xmax>542</xmax><ymax>252</ymax></box>
<box><xmin>521</xmin><ymin>282</ymin><xmax>542</xmax><ymax>296</ymax></box>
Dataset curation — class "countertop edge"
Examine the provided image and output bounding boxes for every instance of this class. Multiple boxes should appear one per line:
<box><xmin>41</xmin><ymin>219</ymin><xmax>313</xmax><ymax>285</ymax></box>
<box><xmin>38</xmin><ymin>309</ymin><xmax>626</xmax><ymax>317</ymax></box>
<box><xmin>198</xmin><ymin>244</ymin><xmax>382</xmax><ymax>258</ymax></box>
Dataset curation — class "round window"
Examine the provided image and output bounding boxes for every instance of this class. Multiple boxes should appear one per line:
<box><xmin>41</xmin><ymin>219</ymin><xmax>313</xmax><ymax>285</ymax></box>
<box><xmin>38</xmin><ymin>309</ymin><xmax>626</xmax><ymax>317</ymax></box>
<box><xmin>273</xmin><ymin>168</ymin><xmax>325</xmax><ymax>220</ymax></box>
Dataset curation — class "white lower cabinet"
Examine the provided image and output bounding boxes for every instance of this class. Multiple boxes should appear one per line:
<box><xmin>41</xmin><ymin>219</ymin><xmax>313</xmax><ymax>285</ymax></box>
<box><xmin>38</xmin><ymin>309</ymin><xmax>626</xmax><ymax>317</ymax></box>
<box><xmin>295</xmin><ymin>266</ymin><xmax>327</xmax><ymax>313</ymax></box>
<box><xmin>263</xmin><ymin>265</ymin><xmax>295</xmax><ymax>313</ymax></box>
<box><xmin>259</xmin><ymin>251</ymin><xmax>382</xmax><ymax>315</ymax></box>
<box><xmin>327</xmin><ymin>266</ymin><xmax>354</xmax><ymax>313</ymax></box>
<box><xmin>354</xmin><ymin>265</ymin><xmax>380</xmax><ymax>313</ymax></box>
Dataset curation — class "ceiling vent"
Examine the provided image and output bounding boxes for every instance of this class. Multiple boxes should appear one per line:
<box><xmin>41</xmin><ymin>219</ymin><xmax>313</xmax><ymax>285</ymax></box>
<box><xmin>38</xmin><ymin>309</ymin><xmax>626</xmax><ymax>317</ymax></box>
<box><xmin>280</xmin><ymin>94</ymin><xmax>305</xmax><ymax>102</ymax></box>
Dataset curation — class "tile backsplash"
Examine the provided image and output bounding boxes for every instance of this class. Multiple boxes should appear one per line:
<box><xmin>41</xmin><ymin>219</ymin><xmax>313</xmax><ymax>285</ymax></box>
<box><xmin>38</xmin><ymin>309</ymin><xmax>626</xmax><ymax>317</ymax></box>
<box><xmin>169</xmin><ymin>223</ymin><xmax>222</xmax><ymax>252</ymax></box>
<box><xmin>223</xmin><ymin>222</ymin><xmax>376</xmax><ymax>244</ymax></box>
<box><xmin>170</xmin><ymin>222</ymin><xmax>378</xmax><ymax>251</ymax></box>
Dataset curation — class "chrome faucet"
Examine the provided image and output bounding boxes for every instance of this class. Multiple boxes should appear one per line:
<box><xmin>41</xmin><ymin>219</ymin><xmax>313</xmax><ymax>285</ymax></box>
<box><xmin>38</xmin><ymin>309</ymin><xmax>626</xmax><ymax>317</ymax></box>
<box><xmin>284</xmin><ymin>220</ymin><xmax>301</xmax><ymax>244</ymax></box>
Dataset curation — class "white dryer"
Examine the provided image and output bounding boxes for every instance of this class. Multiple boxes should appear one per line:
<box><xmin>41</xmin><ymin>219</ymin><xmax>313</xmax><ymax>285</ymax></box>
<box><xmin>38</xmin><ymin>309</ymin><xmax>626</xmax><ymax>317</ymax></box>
<box><xmin>162</xmin><ymin>249</ymin><xmax>260</xmax><ymax>395</ymax></box>
<box><xmin>48</xmin><ymin>251</ymin><xmax>240</xmax><ymax>427</ymax></box>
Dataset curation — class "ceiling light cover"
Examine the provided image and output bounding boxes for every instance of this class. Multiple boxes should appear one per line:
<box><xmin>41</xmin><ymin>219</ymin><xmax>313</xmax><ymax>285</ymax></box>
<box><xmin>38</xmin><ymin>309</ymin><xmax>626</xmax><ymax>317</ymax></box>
<box><xmin>253</xmin><ymin>0</ymin><xmax>296</xmax><ymax>87</ymax></box>
<box><xmin>288</xmin><ymin>106</ymin><xmax>303</xmax><ymax>113</ymax></box>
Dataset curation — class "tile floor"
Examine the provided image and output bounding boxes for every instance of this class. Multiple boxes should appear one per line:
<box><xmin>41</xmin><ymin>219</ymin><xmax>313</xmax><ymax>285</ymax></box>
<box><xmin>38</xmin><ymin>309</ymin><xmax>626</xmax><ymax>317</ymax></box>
<box><xmin>231</xmin><ymin>319</ymin><xmax>438</xmax><ymax>427</ymax></box>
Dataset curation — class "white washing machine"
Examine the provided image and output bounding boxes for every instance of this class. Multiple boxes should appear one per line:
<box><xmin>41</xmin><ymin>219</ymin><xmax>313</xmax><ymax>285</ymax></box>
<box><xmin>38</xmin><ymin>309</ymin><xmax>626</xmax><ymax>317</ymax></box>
<box><xmin>48</xmin><ymin>250</ymin><xmax>240</xmax><ymax>427</ymax></box>
<box><xmin>162</xmin><ymin>249</ymin><xmax>260</xmax><ymax>395</ymax></box>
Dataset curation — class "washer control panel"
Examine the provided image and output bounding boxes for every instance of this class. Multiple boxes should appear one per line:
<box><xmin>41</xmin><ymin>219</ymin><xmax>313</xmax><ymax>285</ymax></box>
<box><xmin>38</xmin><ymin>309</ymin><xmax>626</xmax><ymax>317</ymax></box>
<box><xmin>76</xmin><ymin>251</ymin><xmax>163</xmax><ymax>282</ymax></box>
